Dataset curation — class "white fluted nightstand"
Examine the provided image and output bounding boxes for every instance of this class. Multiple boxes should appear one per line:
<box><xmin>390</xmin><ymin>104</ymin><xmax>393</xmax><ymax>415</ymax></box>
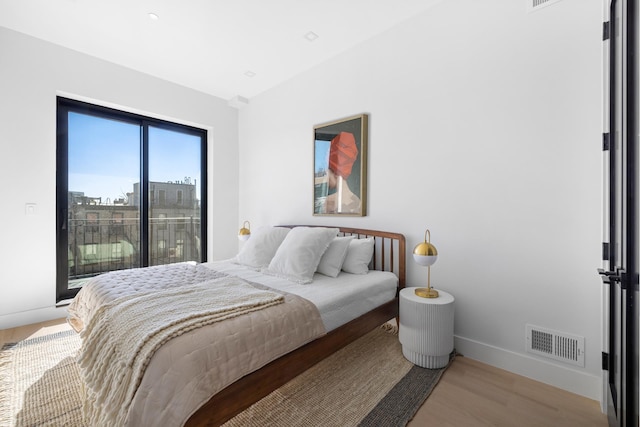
<box><xmin>399</xmin><ymin>287</ymin><xmax>454</xmax><ymax>369</ymax></box>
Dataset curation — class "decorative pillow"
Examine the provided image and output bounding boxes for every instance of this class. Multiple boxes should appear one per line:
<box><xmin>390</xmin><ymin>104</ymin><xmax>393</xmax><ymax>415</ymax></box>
<box><xmin>342</xmin><ymin>238</ymin><xmax>374</xmax><ymax>274</ymax></box>
<box><xmin>265</xmin><ymin>227</ymin><xmax>339</xmax><ymax>284</ymax></box>
<box><xmin>233</xmin><ymin>226</ymin><xmax>291</xmax><ymax>268</ymax></box>
<box><xmin>316</xmin><ymin>236</ymin><xmax>355</xmax><ymax>278</ymax></box>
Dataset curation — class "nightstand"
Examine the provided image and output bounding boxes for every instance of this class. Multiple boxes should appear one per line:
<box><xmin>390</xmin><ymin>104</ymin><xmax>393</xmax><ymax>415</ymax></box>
<box><xmin>399</xmin><ymin>287</ymin><xmax>454</xmax><ymax>369</ymax></box>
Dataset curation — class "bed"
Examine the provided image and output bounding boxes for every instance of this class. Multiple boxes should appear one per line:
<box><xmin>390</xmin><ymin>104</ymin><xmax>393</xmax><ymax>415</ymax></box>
<box><xmin>67</xmin><ymin>225</ymin><xmax>406</xmax><ymax>427</ymax></box>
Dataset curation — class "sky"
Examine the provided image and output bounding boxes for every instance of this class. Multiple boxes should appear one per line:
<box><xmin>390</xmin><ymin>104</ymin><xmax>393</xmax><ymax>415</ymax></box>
<box><xmin>314</xmin><ymin>140</ymin><xmax>329</xmax><ymax>174</ymax></box>
<box><xmin>68</xmin><ymin>111</ymin><xmax>202</xmax><ymax>203</ymax></box>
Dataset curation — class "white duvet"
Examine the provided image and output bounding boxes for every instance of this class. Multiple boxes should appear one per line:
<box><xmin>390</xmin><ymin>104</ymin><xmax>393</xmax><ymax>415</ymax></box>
<box><xmin>68</xmin><ymin>262</ymin><xmax>326</xmax><ymax>426</ymax></box>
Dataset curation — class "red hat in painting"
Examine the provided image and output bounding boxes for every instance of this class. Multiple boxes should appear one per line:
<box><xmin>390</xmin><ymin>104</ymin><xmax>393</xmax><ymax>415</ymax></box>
<box><xmin>329</xmin><ymin>132</ymin><xmax>358</xmax><ymax>179</ymax></box>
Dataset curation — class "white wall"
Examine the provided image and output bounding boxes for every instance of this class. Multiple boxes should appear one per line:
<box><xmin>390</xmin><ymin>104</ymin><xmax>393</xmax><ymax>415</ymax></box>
<box><xmin>238</xmin><ymin>0</ymin><xmax>603</xmax><ymax>400</ymax></box>
<box><xmin>0</xmin><ymin>27</ymin><xmax>240</xmax><ymax>329</ymax></box>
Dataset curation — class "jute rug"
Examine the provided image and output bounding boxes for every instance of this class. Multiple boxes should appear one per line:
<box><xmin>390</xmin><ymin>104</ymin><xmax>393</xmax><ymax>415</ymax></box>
<box><xmin>0</xmin><ymin>330</ymin><xmax>83</xmax><ymax>426</ymax></box>
<box><xmin>0</xmin><ymin>325</ymin><xmax>452</xmax><ymax>427</ymax></box>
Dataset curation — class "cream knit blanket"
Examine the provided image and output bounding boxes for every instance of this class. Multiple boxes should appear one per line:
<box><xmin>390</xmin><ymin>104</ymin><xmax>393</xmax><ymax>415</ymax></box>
<box><xmin>77</xmin><ymin>276</ymin><xmax>285</xmax><ymax>427</ymax></box>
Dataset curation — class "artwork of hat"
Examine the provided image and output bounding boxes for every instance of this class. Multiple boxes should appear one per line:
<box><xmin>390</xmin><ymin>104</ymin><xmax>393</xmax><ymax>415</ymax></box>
<box><xmin>329</xmin><ymin>132</ymin><xmax>358</xmax><ymax>179</ymax></box>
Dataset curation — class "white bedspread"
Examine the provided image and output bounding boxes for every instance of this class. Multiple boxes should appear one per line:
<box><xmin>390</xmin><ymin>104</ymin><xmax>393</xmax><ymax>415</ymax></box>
<box><xmin>79</xmin><ymin>278</ymin><xmax>285</xmax><ymax>427</ymax></box>
<box><xmin>67</xmin><ymin>262</ymin><xmax>326</xmax><ymax>426</ymax></box>
<box><xmin>68</xmin><ymin>262</ymin><xmax>226</xmax><ymax>333</ymax></box>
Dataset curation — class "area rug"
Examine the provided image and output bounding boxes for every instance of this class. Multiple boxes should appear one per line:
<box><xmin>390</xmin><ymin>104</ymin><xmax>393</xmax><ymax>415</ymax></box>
<box><xmin>0</xmin><ymin>325</ymin><xmax>452</xmax><ymax>427</ymax></box>
<box><xmin>0</xmin><ymin>330</ymin><xmax>83</xmax><ymax>427</ymax></box>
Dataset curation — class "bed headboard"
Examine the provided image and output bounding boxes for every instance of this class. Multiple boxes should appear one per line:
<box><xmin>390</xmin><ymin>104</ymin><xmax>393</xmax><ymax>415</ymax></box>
<box><xmin>282</xmin><ymin>225</ymin><xmax>406</xmax><ymax>290</ymax></box>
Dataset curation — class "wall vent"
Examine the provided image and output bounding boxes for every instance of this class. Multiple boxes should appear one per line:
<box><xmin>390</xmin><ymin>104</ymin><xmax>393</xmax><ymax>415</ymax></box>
<box><xmin>526</xmin><ymin>324</ymin><xmax>585</xmax><ymax>367</ymax></box>
<box><xmin>526</xmin><ymin>0</ymin><xmax>563</xmax><ymax>13</ymax></box>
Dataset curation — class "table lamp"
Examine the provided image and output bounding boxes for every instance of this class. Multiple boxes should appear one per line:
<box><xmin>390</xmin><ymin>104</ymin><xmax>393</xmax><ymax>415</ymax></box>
<box><xmin>238</xmin><ymin>221</ymin><xmax>251</xmax><ymax>241</ymax></box>
<box><xmin>413</xmin><ymin>229</ymin><xmax>439</xmax><ymax>298</ymax></box>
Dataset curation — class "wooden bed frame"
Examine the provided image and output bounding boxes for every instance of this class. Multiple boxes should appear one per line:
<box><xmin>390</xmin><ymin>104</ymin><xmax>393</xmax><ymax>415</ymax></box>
<box><xmin>185</xmin><ymin>226</ymin><xmax>406</xmax><ymax>426</ymax></box>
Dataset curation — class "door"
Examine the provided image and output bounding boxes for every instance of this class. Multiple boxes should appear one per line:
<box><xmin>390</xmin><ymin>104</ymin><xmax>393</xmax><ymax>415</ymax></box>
<box><xmin>56</xmin><ymin>98</ymin><xmax>207</xmax><ymax>302</ymax></box>
<box><xmin>600</xmin><ymin>1</ymin><xmax>639</xmax><ymax>426</ymax></box>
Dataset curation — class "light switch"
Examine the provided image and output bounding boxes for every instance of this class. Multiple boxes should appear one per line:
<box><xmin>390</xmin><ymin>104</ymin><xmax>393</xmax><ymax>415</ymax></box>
<box><xmin>25</xmin><ymin>203</ymin><xmax>37</xmax><ymax>216</ymax></box>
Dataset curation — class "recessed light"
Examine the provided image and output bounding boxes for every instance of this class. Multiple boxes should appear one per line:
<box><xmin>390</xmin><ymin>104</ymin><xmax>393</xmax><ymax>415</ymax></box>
<box><xmin>244</xmin><ymin>71</ymin><xmax>256</xmax><ymax>78</ymax></box>
<box><xmin>304</xmin><ymin>31</ymin><xmax>319</xmax><ymax>42</ymax></box>
<box><xmin>148</xmin><ymin>13</ymin><xmax>159</xmax><ymax>20</ymax></box>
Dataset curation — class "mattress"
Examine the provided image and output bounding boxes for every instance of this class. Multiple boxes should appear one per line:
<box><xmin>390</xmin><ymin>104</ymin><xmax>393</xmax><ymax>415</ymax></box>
<box><xmin>204</xmin><ymin>259</ymin><xmax>398</xmax><ymax>331</ymax></box>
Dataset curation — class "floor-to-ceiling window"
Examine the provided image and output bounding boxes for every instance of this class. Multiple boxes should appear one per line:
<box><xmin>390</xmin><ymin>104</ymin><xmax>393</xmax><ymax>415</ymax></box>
<box><xmin>56</xmin><ymin>97</ymin><xmax>207</xmax><ymax>302</ymax></box>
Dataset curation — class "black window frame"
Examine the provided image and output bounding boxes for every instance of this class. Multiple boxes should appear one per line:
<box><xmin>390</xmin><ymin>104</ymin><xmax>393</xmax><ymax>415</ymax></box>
<box><xmin>56</xmin><ymin>97</ymin><xmax>208</xmax><ymax>302</ymax></box>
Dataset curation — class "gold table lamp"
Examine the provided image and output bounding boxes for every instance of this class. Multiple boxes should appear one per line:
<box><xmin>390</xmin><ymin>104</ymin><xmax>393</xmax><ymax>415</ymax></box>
<box><xmin>238</xmin><ymin>221</ymin><xmax>251</xmax><ymax>241</ymax></box>
<box><xmin>413</xmin><ymin>229</ymin><xmax>439</xmax><ymax>298</ymax></box>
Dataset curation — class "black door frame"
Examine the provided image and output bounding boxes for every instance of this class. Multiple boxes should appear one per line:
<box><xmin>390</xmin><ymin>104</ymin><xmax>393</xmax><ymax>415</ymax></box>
<box><xmin>602</xmin><ymin>1</ymin><xmax>639</xmax><ymax>426</ymax></box>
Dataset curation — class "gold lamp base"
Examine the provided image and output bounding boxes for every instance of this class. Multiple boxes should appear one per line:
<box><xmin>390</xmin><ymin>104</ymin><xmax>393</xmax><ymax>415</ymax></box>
<box><xmin>415</xmin><ymin>287</ymin><xmax>439</xmax><ymax>298</ymax></box>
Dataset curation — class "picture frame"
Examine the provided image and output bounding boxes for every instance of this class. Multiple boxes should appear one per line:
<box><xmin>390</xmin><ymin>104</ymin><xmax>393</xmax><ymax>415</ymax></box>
<box><xmin>313</xmin><ymin>114</ymin><xmax>368</xmax><ymax>216</ymax></box>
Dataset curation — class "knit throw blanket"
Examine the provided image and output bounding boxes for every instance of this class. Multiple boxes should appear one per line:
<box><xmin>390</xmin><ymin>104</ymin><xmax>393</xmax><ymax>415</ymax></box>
<box><xmin>77</xmin><ymin>276</ymin><xmax>285</xmax><ymax>427</ymax></box>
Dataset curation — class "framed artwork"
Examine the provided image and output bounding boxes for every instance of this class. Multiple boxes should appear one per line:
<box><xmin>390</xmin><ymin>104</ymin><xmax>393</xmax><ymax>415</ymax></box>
<box><xmin>313</xmin><ymin>114</ymin><xmax>368</xmax><ymax>216</ymax></box>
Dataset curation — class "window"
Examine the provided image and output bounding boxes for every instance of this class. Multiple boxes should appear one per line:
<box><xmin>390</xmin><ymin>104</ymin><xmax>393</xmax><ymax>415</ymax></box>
<box><xmin>158</xmin><ymin>239</ymin><xmax>167</xmax><ymax>257</ymax></box>
<box><xmin>111</xmin><ymin>242</ymin><xmax>123</xmax><ymax>259</ymax></box>
<box><xmin>112</xmin><ymin>212</ymin><xmax>124</xmax><ymax>234</ymax></box>
<box><xmin>86</xmin><ymin>212</ymin><xmax>99</xmax><ymax>233</ymax></box>
<box><xmin>177</xmin><ymin>190</ymin><xmax>183</xmax><ymax>205</ymax></box>
<box><xmin>176</xmin><ymin>213</ymin><xmax>186</xmax><ymax>231</ymax></box>
<box><xmin>56</xmin><ymin>97</ymin><xmax>207</xmax><ymax>302</ymax></box>
<box><xmin>157</xmin><ymin>213</ymin><xmax>168</xmax><ymax>231</ymax></box>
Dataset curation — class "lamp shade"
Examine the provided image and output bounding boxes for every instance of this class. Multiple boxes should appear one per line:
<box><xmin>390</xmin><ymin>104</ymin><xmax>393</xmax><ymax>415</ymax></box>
<box><xmin>238</xmin><ymin>221</ymin><xmax>251</xmax><ymax>241</ymax></box>
<box><xmin>413</xmin><ymin>241</ymin><xmax>438</xmax><ymax>266</ymax></box>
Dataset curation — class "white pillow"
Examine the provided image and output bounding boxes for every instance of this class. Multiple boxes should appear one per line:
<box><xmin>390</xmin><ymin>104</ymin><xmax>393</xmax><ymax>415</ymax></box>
<box><xmin>342</xmin><ymin>238</ymin><xmax>374</xmax><ymax>274</ymax></box>
<box><xmin>233</xmin><ymin>226</ymin><xmax>291</xmax><ymax>268</ymax></box>
<box><xmin>316</xmin><ymin>236</ymin><xmax>355</xmax><ymax>278</ymax></box>
<box><xmin>265</xmin><ymin>227</ymin><xmax>339</xmax><ymax>284</ymax></box>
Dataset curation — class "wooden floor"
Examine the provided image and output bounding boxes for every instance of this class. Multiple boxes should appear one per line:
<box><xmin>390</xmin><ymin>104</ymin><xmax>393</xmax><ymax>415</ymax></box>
<box><xmin>410</xmin><ymin>356</ymin><xmax>608</xmax><ymax>427</ymax></box>
<box><xmin>1</xmin><ymin>318</ymin><xmax>608</xmax><ymax>427</ymax></box>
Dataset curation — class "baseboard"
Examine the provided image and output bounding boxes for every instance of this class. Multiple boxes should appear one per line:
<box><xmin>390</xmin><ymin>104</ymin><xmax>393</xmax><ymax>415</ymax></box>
<box><xmin>0</xmin><ymin>305</ymin><xmax>69</xmax><ymax>330</ymax></box>
<box><xmin>454</xmin><ymin>334</ymin><xmax>602</xmax><ymax>403</ymax></box>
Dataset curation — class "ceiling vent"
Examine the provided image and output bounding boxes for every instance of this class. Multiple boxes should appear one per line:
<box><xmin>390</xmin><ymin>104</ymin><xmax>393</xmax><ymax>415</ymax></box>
<box><xmin>526</xmin><ymin>324</ymin><xmax>585</xmax><ymax>367</ymax></box>
<box><xmin>527</xmin><ymin>0</ymin><xmax>563</xmax><ymax>13</ymax></box>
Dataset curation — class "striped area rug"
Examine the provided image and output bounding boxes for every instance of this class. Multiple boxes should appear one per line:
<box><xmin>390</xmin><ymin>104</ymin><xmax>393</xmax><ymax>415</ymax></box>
<box><xmin>0</xmin><ymin>325</ymin><xmax>451</xmax><ymax>426</ymax></box>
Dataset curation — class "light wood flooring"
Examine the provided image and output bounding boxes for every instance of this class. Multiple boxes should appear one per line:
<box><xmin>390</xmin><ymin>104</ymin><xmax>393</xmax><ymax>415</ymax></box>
<box><xmin>410</xmin><ymin>356</ymin><xmax>608</xmax><ymax>427</ymax></box>
<box><xmin>1</xmin><ymin>318</ymin><xmax>608</xmax><ymax>427</ymax></box>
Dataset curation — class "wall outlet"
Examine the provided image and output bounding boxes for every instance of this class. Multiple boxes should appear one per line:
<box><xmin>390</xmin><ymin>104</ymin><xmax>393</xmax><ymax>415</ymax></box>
<box><xmin>25</xmin><ymin>203</ymin><xmax>37</xmax><ymax>216</ymax></box>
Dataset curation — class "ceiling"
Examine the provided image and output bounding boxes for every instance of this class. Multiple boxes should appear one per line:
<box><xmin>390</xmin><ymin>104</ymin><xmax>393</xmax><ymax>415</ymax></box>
<box><xmin>0</xmin><ymin>0</ymin><xmax>443</xmax><ymax>102</ymax></box>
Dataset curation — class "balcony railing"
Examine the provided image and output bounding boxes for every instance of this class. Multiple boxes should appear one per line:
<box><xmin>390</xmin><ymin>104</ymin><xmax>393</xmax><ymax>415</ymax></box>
<box><xmin>67</xmin><ymin>217</ymin><xmax>201</xmax><ymax>284</ymax></box>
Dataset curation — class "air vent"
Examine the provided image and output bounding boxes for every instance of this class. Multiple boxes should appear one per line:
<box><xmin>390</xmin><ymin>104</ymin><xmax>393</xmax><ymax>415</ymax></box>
<box><xmin>526</xmin><ymin>324</ymin><xmax>585</xmax><ymax>367</ymax></box>
<box><xmin>527</xmin><ymin>0</ymin><xmax>563</xmax><ymax>13</ymax></box>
